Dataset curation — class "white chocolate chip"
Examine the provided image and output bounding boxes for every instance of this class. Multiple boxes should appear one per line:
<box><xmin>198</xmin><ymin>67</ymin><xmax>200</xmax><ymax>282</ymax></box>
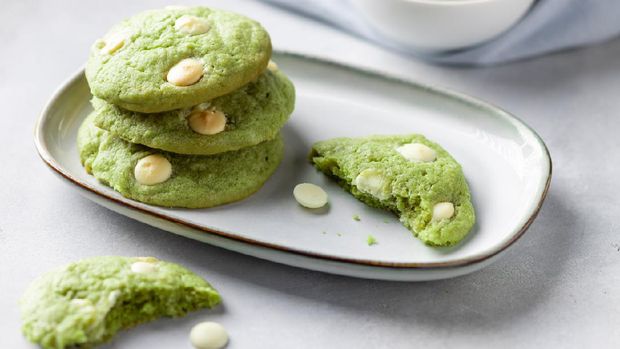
<box><xmin>193</xmin><ymin>102</ymin><xmax>212</xmax><ymax>111</ymax></box>
<box><xmin>432</xmin><ymin>202</ymin><xmax>455</xmax><ymax>221</ymax></box>
<box><xmin>188</xmin><ymin>108</ymin><xmax>227</xmax><ymax>135</ymax></box>
<box><xmin>70</xmin><ymin>298</ymin><xmax>91</xmax><ymax>307</ymax></box>
<box><xmin>100</xmin><ymin>32</ymin><xmax>126</xmax><ymax>54</ymax></box>
<box><xmin>267</xmin><ymin>60</ymin><xmax>278</xmax><ymax>72</ymax></box>
<box><xmin>131</xmin><ymin>261</ymin><xmax>158</xmax><ymax>274</ymax></box>
<box><xmin>293</xmin><ymin>183</ymin><xmax>328</xmax><ymax>209</ymax></box>
<box><xmin>353</xmin><ymin>169</ymin><xmax>390</xmax><ymax>200</ymax></box>
<box><xmin>167</xmin><ymin>58</ymin><xmax>204</xmax><ymax>86</ymax></box>
<box><xmin>71</xmin><ymin>299</ymin><xmax>95</xmax><ymax>314</ymax></box>
<box><xmin>190</xmin><ymin>322</ymin><xmax>229</xmax><ymax>349</ymax></box>
<box><xmin>134</xmin><ymin>154</ymin><xmax>172</xmax><ymax>185</ymax></box>
<box><xmin>396</xmin><ymin>143</ymin><xmax>437</xmax><ymax>163</ymax></box>
<box><xmin>175</xmin><ymin>15</ymin><xmax>210</xmax><ymax>35</ymax></box>
<box><xmin>107</xmin><ymin>290</ymin><xmax>121</xmax><ymax>305</ymax></box>
<box><xmin>136</xmin><ymin>256</ymin><xmax>159</xmax><ymax>263</ymax></box>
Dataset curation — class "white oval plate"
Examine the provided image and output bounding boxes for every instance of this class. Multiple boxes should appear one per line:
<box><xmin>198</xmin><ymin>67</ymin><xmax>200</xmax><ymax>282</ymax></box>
<box><xmin>35</xmin><ymin>52</ymin><xmax>551</xmax><ymax>281</ymax></box>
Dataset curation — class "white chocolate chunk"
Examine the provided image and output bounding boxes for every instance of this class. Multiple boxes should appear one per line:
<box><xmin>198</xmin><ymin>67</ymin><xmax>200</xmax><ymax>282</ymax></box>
<box><xmin>396</xmin><ymin>143</ymin><xmax>437</xmax><ymax>163</ymax></box>
<box><xmin>70</xmin><ymin>299</ymin><xmax>95</xmax><ymax>314</ymax></box>
<box><xmin>188</xmin><ymin>108</ymin><xmax>227</xmax><ymax>135</ymax></box>
<box><xmin>267</xmin><ymin>60</ymin><xmax>278</xmax><ymax>72</ymax></box>
<box><xmin>293</xmin><ymin>183</ymin><xmax>328</xmax><ymax>209</ymax></box>
<box><xmin>353</xmin><ymin>169</ymin><xmax>390</xmax><ymax>200</ymax></box>
<box><xmin>134</xmin><ymin>154</ymin><xmax>172</xmax><ymax>185</ymax></box>
<box><xmin>107</xmin><ymin>290</ymin><xmax>121</xmax><ymax>305</ymax></box>
<box><xmin>130</xmin><ymin>261</ymin><xmax>158</xmax><ymax>274</ymax></box>
<box><xmin>100</xmin><ymin>32</ymin><xmax>126</xmax><ymax>54</ymax></box>
<box><xmin>193</xmin><ymin>102</ymin><xmax>212</xmax><ymax>111</ymax></box>
<box><xmin>175</xmin><ymin>15</ymin><xmax>210</xmax><ymax>35</ymax></box>
<box><xmin>432</xmin><ymin>202</ymin><xmax>455</xmax><ymax>221</ymax></box>
<box><xmin>190</xmin><ymin>322</ymin><xmax>229</xmax><ymax>349</ymax></box>
<box><xmin>70</xmin><ymin>298</ymin><xmax>91</xmax><ymax>307</ymax></box>
<box><xmin>136</xmin><ymin>256</ymin><xmax>159</xmax><ymax>263</ymax></box>
<box><xmin>167</xmin><ymin>58</ymin><xmax>204</xmax><ymax>86</ymax></box>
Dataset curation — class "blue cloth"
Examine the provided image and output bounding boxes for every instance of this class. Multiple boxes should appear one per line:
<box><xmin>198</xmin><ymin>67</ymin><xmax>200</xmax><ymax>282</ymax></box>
<box><xmin>261</xmin><ymin>0</ymin><xmax>620</xmax><ymax>65</ymax></box>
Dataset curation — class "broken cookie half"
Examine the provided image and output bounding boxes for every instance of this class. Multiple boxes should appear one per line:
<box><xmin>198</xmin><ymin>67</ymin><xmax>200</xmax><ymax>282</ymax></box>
<box><xmin>20</xmin><ymin>256</ymin><xmax>220</xmax><ymax>349</ymax></box>
<box><xmin>310</xmin><ymin>134</ymin><xmax>475</xmax><ymax>246</ymax></box>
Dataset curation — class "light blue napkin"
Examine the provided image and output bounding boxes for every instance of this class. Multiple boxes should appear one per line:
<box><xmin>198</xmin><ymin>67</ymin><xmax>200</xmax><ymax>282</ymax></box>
<box><xmin>261</xmin><ymin>0</ymin><xmax>620</xmax><ymax>65</ymax></box>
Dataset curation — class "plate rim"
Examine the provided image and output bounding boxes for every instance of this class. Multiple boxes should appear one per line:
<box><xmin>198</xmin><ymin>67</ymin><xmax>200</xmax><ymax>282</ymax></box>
<box><xmin>34</xmin><ymin>50</ymin><xmax>552</xmax><ymax>270</ymax></box>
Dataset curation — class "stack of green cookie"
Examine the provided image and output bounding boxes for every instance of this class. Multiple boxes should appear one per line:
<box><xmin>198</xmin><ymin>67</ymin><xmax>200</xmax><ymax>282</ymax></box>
<box><xmin>79</xmin><ymin>6</ymin><xmax>295</xmax><ymax>208</ymax></box>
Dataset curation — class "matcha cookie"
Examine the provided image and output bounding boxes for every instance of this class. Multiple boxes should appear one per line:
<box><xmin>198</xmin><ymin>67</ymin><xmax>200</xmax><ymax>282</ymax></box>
<box><xmin>86</xmin><ymin>6</ymin><xmax>272</xmax><ymax>113</ymax></box>
<box><xmin>20</xmin><ymin>256</ymin><xmax>220</xmax><ymax>349</ymax></box>
<box><xmin>93</xmin><ymin>68</ymin><xmax>295</xmax><ymax>155</ymax></box>
<box><xmin>310</xmin><ymin>135</ymin><xmax>475</xmax><ymax>246</ymax></box>
<box><xmin>78</xmin><ymin>113</ymin><xmax>283</xmax><ymax>208</ymax></box>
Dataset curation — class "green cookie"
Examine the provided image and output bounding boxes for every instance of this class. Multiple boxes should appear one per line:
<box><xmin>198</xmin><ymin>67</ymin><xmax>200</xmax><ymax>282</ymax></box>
<box><xmin>93</xmin><ymin>68</ymin><xmax>295</xmax><ymax>155</ymax></box>
<box><xmin>86</xmin><ymin>6</ymin><xmax>272</xmax><ymax>113</ymax></box>
<box><xmin>78</xmin><ymin>113</ymin><xmax>283</xmax><ymax>208</ymax></box>
<box><xmin>310</xmin><ymin>135</ymin><xmax>475</xmax><ymax>246</ymax></box>
<box><xmin>20</xmin><ymin>256</ymin><xmax>220</xmax><ymax>349</ymax></box>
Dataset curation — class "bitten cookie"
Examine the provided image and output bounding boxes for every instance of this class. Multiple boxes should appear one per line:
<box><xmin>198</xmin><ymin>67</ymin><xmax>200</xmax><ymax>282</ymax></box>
<box><xmin>310</xmin><ymin>135</ymin><xmax>475</xmax><ymax>246</ymax></box>
<box><xmin>20</xmin><ymin>256</ymin><xmax>220</xmax><ymax>349</ymax></box>
<box><xmin>86</xmin><ymin>6</ymin><xmax>272</xmax><ymax>113</ymax></box>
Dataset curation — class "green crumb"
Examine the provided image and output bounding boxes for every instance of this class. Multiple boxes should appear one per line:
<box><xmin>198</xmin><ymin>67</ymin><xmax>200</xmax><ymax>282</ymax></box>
<box><xmin>367</xmin><ymin>235</ymin><xmax>378</xmax><ymax>246</ymax></box>
<box><xmin>353</xmin><ymin>214</ymin><xmax>361</xmax><ymax>221</ymax></box>
<box><xmin>321</xmin><ymin>231</ymin><xmax>327</xmax><ymax>235</ymax></box>
<box><xmin>383</xmin><ymin>219</ymin><xmax>390</xmax><ymax>224</ymax></box>
<box><xmin>337</xmin><ymin>233</ymin><xmax>342</xmax><ymax>237</ymax></box>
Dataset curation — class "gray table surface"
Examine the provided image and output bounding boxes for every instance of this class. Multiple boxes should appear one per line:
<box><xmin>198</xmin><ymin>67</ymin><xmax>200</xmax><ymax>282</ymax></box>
<box><xmin>2</xmin><ymin>0</ymin><xmax>619</xmax><ymax>348</ymax></box>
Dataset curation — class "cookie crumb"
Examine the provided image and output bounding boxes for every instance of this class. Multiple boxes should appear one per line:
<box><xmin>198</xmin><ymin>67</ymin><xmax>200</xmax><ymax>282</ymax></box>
<box><xmin>367</xmin><ymin>235</ymin><xmax>378</xmax><ymax>246</ymax></box>
<box><xmin>353</xmin><ymin>214</ymin><xmax>361</xmax><ymax>221</ymax></box>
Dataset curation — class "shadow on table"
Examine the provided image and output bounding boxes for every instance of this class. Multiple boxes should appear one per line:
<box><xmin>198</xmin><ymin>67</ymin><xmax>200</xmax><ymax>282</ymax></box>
<box><xmin>67</xmin><ymin>171</ymin><xmax>577</xmax><ymax>348</ymax></box>
<box><xmin>113</xmin><ymin>184</ymin><xmax>576</xmax><ymax>333</ymax></box>
<box><xmin>213</xmin><ymin>189</ymin><xmax>576</xmax><ymax>330</ymax></box>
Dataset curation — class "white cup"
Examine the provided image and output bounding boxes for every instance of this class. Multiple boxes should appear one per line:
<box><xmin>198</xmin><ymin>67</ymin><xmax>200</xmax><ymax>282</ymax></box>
<box><xmin>350</xmin><ymin>0</ymin><xmax>535</xmax><ymax>52</ymax></box>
